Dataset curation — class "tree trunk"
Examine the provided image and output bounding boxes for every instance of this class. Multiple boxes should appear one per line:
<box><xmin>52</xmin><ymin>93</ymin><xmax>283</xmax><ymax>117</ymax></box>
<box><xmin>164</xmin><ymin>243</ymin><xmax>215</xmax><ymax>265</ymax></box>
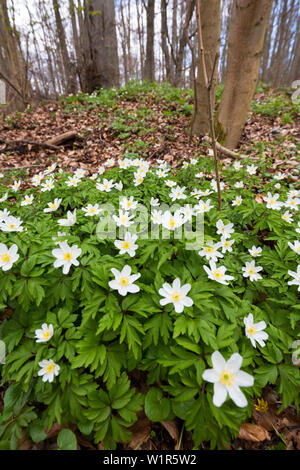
<box><xmin>191</xmin><ymin>0</ymin><xmax>221</xmax><ymax>135</ymax></box>
<box><xmin>144</xmin><ymin>0</ymin><xmax>155</xmax><ymax>81</ymax></box>
<box><xmin>161</xmin><ymin>0</ymin><xmax>172</xmax><ymax>83</ymax></box>
<box><xmin>52</xmin><ymin>0</ymin><xmax>77</xmax><ymax>95</ymax></box>
<box><xmin>173</xmin><ymin>0</ymin><xmax>195</xmax><ymax>87</ymax></box>
<box><xmin>83</xmin><ymin>0</ymin><xmax>119</xmax><ymax>91</ymax></box>
<box><xmin>135</xmin><ymin>0</ymin><xmax>145</xmax><ymax>80</ymax></box>
<box><xmin>0</xmin><ymin>0</ymin><xmax>30</xmax><ymax>112</ymax></box>
<box><xmin>218</xmin><ymin>0</ymin><xmax>273</xmax><ymax>149</ymax></box>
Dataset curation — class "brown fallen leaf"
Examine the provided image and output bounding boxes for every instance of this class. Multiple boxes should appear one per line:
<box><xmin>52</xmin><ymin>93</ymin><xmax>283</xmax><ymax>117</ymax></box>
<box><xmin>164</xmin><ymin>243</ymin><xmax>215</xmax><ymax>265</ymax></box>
<box><xmin>160</xmin><ymin>420</ymin><xmax>180</xmax><ymax>445</ymax></box>
<box><xmin>128</xmin><ymin>412</ymin><xmax>152</xmax><ymax>450</ymax></box>
<box><xmin>239</xmin><ymin>423</ymin><xmax>271</xmax><ymax>442</ymax></box>
<box><xmin>255</xmin><ymin>194</ymin><xmax>264</xmax><ymax>203</ymax></box>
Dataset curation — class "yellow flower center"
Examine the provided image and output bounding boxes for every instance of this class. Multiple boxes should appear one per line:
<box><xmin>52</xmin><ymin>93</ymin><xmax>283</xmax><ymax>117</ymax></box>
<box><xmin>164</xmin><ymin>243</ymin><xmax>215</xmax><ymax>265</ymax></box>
<box><xmin>9</xmin><ymin>224</ymin><xmax>15</xmax><ymax>229</ymax></box>
<box><xmin>248</xmin><ymin>326</ymin><xmax>256</xmax><ymax>335</ymax></box>
<box><xmin>220</xmin><ymin>370</ymin><xmax>235</xmax><ymax>386</ymax></box>
<box><xmin>205</xmin><ymin>247</ymin><xmax>214</xmax><ymax>253</ymax></box>
<box><xmin>1</xmin><ymin>253</ymin><xmax>10</xmax><ymax>263</ymax></box>
<box><xmin>120</xmin><ymin>216</ymin><xmax>127</xmax><ymax>224</ymax></box>
<box><xmin>126</xmin><ymin>201</ymin><xmax>132</xmax><ymax>207</ymax></box>
<box><xmin>225</xmin><ymin>242</ymin><xmax>230</xmax><ymax>247</ymax></box>
<box><xmin>43</xmin><ymin>331</ymin><xmax>51</xmax><ymax>340</ymax></box>
<box><xmin>122</xmin><ymin>241</ymin><xmax>130</xmax><ymax>250</ymax></box>
<box><xmin>46</xmin><ymin>364</ymin><xmax>55</xmax><ymax>374</ymax></box>
<box><xmin>120</xmin><ymin>276</ymin><xmax>129</xmax><ymax>286</ymax></box>
<box><xmin>64</xmin><ymin>252</ymin><xmax>72</xmax><ymax>261</ymax></box>
<box><xmin>248</xmin><ymin>268</ymin><xmax>256</xmax><ymax>275</ymax></box>
<box><xmin>50</xmin><ymin>203</ymin><xmax>56</xmax><ymax>209</ymax></box>
<box><xmin>171</xmin><ymin>291</ymin><xmax>181</xmax><ymax>302</ymax></box>
<box><xmin>89</xmin><ymin>208</ymin><xmax>95</xmax><ymax>214</ymax></box>
<box><xmin>203</xmin><ymin>205</ymin><xmax>208</xmax><ymax>211</ymax></box>
<box><xmin>169</xmin><ymin>218</ymin><xmax>176</xmax><ymax>228</ymax></box>
<box><xmin>213</xmin><ymin>270</ymin><xmax>223</xmax><ymax>279</ymax></box>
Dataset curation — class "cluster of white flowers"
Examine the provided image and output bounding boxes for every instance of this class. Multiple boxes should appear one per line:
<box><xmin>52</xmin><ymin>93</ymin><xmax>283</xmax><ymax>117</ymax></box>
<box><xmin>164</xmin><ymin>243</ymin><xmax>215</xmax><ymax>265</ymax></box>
<box><xmin>201</xmin><ymin>219</ymin><xmax>235</xmax><ymax>285</ymax></box>
<box><xmin>0</xmin><ymin>155</ymin><xmax>299</xmax><ymax>406</ymax></box>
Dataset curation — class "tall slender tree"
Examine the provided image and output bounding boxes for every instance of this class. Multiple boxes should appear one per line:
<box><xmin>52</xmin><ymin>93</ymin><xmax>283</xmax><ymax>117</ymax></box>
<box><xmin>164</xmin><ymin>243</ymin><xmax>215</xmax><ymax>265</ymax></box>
<box><xmin>218</xmin><ymin>0</ymin><xmax>273</xmax><ymax>149</ymax></box>
<box><xmin>0</xmin><ymin>0</ymin><xmax>31</xmax><ymax>111</ymax></box>
<box><xmin>191</xmin><ymin>0</ymin><xmax>221</xmax><ymax>135</ymax></box>
<box><xmin>82</xmin><ymin>0</ymin><xmax>119</xmax><ymax>92</ymax></box>
<box><xmin>144</xmin><ymin>0</ymin><xmax>155</xmax><ymax>81</ymax></box>
<box><xmin>52</xmin><ymin>0</ymin><xmax>77</xmax><ymax>95</ymax></box>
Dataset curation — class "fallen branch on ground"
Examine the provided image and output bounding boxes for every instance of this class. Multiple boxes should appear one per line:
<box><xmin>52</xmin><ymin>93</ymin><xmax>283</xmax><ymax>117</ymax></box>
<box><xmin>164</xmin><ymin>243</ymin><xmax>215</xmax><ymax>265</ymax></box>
<box><xmin>202</xmin><ymin>136</ymin><xmax>246</xmax><ymax>158</ymax></box>
<box><xmin>44</xmin><ymin>131</ymin><xmax>78</xmax><ymax>146</ymax></box>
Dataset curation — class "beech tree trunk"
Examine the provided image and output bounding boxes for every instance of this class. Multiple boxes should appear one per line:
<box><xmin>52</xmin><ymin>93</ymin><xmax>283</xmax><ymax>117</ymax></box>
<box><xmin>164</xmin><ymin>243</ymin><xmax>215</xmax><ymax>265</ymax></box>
<box><xmin>191</xmin><ymin>0</ymin><xmax>221</xmax><ymax>135</ymax></box>
<box><xmin>218</xmin><ymin>0</ymin><xmax>273</xmax><ymax>149</ymax></box>
<box><xmin>0</xmin><ymin>0</ymin><xmax>30</xmax><ymax>111</ymax></box>
<box><xmin>144</xmin><ymin>0</ymin><xmax>155</xmax><ymax>81</ymax></box>
<box><xmin>173</xmin><ymin>0</ymin><xmax>195</xmax><ymax>87</ymax></box>
<box><xmin>83</xmin><ymin>0</ymin><xmax>119</xmax><ymax>92</ymax></box>
<box><xmin>161</xmin><ymin>0</ymin><xmax>172</xmax><ymax>83</ymax></box>
<box><xmin>52</xmin><ymin>0</ymin><xmax>77</xmax><ymax>95</ymax></box>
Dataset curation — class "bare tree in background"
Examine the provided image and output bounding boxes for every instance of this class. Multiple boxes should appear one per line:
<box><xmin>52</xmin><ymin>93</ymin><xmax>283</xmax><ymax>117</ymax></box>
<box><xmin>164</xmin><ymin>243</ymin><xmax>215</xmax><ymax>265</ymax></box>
<box><xmin>52</xmin><ymin>0</ymin><xmax>77</xmax><ymax>95</ymax></box>
<box><xmin>81</xmin><ymin>0</ymin><xmax>119</xmax><ymax>92</ymax></box>
<box><xmin>191</xmin><ymin>0</ymin><xmax>221</xmax><ymax>135</ymax></box>
<box><xmin>144</xmin><ymin>0</ymin><xmax>155</xmax><ymax>81</ymax></box>
<box><xmin>0</xmin><ymin>0</ymin><xmax>31</xmax><ymax>111</ymax></box>
<box><xmin>218</xmin><ymin>0</ymin><xmax>273</xmax><ymax>149</ymax></box>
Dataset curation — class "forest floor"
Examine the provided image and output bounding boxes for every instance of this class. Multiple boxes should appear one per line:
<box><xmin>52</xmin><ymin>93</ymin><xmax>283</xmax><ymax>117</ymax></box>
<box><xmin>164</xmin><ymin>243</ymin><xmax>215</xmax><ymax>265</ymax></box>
<box><xmin>0</xmin><ymin>81</ymin><xmax>299</xmax><ymax>184</ymax></box>
<box><xmin>0</xmin><ymin>81</ymin><xmax>299</xmax><ymax>451</ymax></box>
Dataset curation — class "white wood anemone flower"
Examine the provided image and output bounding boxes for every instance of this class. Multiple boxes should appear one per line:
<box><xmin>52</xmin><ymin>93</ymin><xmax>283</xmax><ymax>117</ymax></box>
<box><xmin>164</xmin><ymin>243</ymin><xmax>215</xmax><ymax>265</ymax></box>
<box><xmin>159</xmin><ymin>278</ymin><xmax>193</xmax><ymax>313</ymax></box>
<box><xmin>57</xmin><ymin>209</ymin><xmax>77</xmax><ymax>227</ymax></box>
<box><xmin>52</xmin><ymin>241</ymin><xmax>82</xmax><ymax>275</ymax></box>
<box><xmin>44</xmin><ymin>198</ymin><xmax>62</xmax><ymax>213</ymax></box>
<box><xmin>203</xmin><ymin>260</ymin><xmax>234</xmax><ymax>285</ymax></box>
<box><xmin>169</xmin><ymin>185</ymin><xmax>187</xmax><ymax>201</ymax></box>
<box><xmin>35</xmin><ymin>323</ymin><xmax>54</xmax><ymax>343</ymax></box>
<box><xmin>202</xmin><ymin>351</ymin><xmax>254</xmax><ymax>408</ymax></box>
<box><xmin>82</xmin><ymin>204</ymin><xmax>102</xmax><ymax>217</ymax></box>
<box><xmin>220</xmin><ymin>237</ymin><xmax>235</xmax><ymax>254</ymax></box>
<box><xmin>0</xmin><ymin>243</ymin><xmax>19</xmax><ymax>271</ymax></box>
<box><xmin>0</xmin><ymin>208</ymin><xmax>10</xmax><ymax>221</ymax></box>
<box><xmin>288</xmin><ymin>265</ymin><xmax>300</xmax><ymax>291</ymax></box>
<box><xmin>113</xmin><ymin>210</ymin><xmax>135</xmax><ymax>227</ymax></box>
<box><xmin>96</xmin><ymin>178</ymin><xmax>114</xmax><ymax>192</ymax></box>
<box><xmin>248</xmin><ymin>246</ymin><xmax>262</xmax><ymax>257</ymax></box>
<box><xmin>0</xmin><ymin>215</ymin><xmax>23</xmax><ymax>232</ymax></box>
<box><xmin>38</xmin><ymin>359</ymin><xmax>60</xmax><ymax>383</ymax></box>
<box><xmin>21</xmin><ymin>194</ymin><xmax>34</xmax><ymax>206</ymax></box>
<box><xmin>0</xmin><ymin>193</ymin><xmax>8</xmax><ymax>203</ymax></box>
<box><xmin>120</xmin><ymin>196</ymin><xmax>138</xmax><ymax>211</ymax></box>
<box><xmin>242</xmin><ymin>260</ymin><xmax>263</xmax><ymax>282</ymax></box>
<box><xmin>161</xmin><ymin>210</ymin><xmax>184</xmax><ymax>230</ymax></box>
<box><xmin>109</xmin><ymin>265</ymin><xmax>141</xmax><ymax>296</ymax></box>
<box><xmin>281</xmin><ymin>211</ymin><xmax>293</xmax><ymax>224</ymax></box>
<box><xmin>114</xmin><ymin>232</ymin><xmax>138</xmax><ymax>257</ymax></box>
<box><xmin>216</xmin><ymin>219</ymin><xmax>234</xmax><ymax>239</ymax></box>
<box><xmin>288</xmin><ymin>240</ymin><xmax>300</xmax><ymax>255</ymax></box>
<box><xmin>243</xmin><ymin>314</ymin><xmax>268</xmax><ymax>348</ymax></box>
<box><xmin>198</xmin><ymin>241</ymin><xmax>223</xmax><ymax>262</ymax></box>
